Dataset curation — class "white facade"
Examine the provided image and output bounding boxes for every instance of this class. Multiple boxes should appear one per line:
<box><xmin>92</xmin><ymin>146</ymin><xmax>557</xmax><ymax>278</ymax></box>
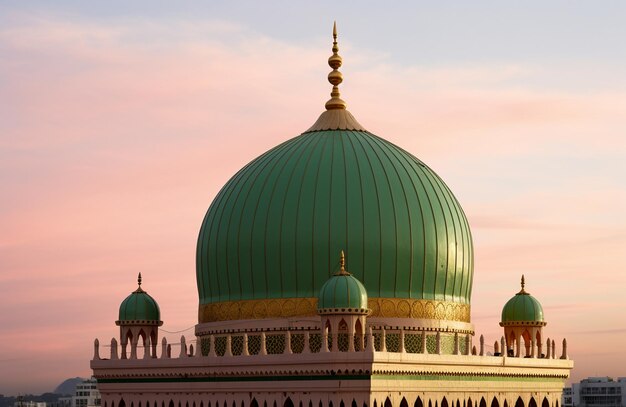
<box><xmin>563</xmin><ymin>378</ymin><xmax>626</xmax><ymax>407</ymax></box>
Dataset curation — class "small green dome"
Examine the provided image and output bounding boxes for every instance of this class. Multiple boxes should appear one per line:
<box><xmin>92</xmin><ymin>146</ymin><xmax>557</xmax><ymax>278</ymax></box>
<box><xmin>500</xmin><ymin>276</ymin><xmax>545</xmax><ymax>325</ymax></box>
<box><xmin>318</xmin><ymin>252</ymin><xmax>369</xmax><ymax>314</ymax></box>
<box><xmin>117</xmin><ymin>274</ymin><xmax>162</xmax><ymax>324</ymax></box>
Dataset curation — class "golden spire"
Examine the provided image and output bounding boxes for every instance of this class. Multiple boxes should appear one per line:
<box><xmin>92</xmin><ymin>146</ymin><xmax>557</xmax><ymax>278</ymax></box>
<box><xmin>304</xmin><ymin>22</ymin><xmax>366</xmax><ymax>133</ymax></box>
<box><xmin>325</xmin><ymin>21</ymin><xmax>347</xmax><ymax>110</ymax></box>
<box><xmin>518</xmin><ymin>274</ymin><xmax>528</xmax><ymax>295</ymax></box>
<box><xmin>336</xmin><ymin>250</ymin><xmax>351</xmax><ymax>276</ymax></box>
<box><xmin>135</xmin><ymin>272</ymin><xmax>144</xmax><ymax>292</ymax></box>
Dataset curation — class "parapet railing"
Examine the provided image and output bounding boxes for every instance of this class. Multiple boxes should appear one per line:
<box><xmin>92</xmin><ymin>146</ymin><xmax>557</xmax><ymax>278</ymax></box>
<box><xmin>93</xmin><ymin>327</ymin><xmax>569</xmax><ymax>362</ymax></box>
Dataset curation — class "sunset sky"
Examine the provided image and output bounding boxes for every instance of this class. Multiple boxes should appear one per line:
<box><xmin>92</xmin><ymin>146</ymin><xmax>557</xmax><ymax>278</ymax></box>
<box><xmin>1</xmin><ymin>1</ymin><xmax>626</xmax><ymax>394</ymax></box>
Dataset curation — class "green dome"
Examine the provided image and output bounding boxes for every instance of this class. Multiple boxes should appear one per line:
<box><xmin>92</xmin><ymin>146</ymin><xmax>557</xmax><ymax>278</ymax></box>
<box><xmin>117</xmin><ymin>274</ymin><xmax>161</xmax><ymax>324</ymax></box>
<box><xmin>318</xmin><ymin>253</ymin><xmax>369</xmax><ymax>313</ymax></box>
<box><xmin>196</xmin><ymin>127</ymin><xmax>474</xmax><ymax>322</ymax></box>
<box><xmin>501</xmin><ymin>277</ymin><xmax>545</xmax><ymax>324</ymax></box>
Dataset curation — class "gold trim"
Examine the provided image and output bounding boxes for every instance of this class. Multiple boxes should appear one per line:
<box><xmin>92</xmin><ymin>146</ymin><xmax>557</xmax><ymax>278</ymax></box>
<box><xmin>304</xmin><ymin>109</ymin><xmax>367</xmax><ymax>133</ymax></box>
<box><xmin>199</xmin><ymin>298</ymin><xmax>470</xmax><ymax>323</ymax></box>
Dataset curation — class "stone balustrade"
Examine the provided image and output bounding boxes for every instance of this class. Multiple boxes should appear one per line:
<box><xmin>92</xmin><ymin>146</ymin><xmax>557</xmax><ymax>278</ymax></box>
<box><xmin>93</xmin><ymin>327</ymin><xmax>569</xmax><ymax>362</ymax></box>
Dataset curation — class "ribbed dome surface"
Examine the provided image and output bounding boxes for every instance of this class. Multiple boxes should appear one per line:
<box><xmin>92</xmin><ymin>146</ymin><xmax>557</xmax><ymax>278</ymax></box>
<box><xmin>501</xmin><ymin>293</ymin><xmax>544</xmax><ymax>323</ymax></box>
<box><xmin>318</xmin><ymin>273</ymin><xmax>368</xmax><ymax>311</ymax></box>
<box><xmin>196</xmin><ymin>129</ymin><xmax>473</xmax><ymax>313</ymax></box>
<box><xmin>118</xmin><ymin>289</ymin><xmax>161</xmax><ymax>322</ymax></box>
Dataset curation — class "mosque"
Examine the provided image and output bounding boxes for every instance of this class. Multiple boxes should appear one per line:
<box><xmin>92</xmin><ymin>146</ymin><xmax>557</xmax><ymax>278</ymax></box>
<box><xmin>90</xmin><ymin>24</ymin><xmax>573</xmax><ymax>407</ymax></box>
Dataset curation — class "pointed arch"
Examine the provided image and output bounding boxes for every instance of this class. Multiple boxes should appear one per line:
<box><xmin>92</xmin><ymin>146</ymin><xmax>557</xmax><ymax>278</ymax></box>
<box><xmin>428</xmin><ymin>401</ymin><xmax>432</xmax><ymax>407</ymax></box>
<box><xmin>401</xmin><ymin>399</ymin><xmax>408</xmax><ymax>407</ymax></box>
<box><xmin>384</xmin><ymin>399</ymin><xmax>392</xmax><ymax>407</ymax></box>
<box><xmin>119</xmin><ymin>400</ymin><xmax>126</xmax><ymax>407</ymax></box>
<box><xmin>515</xmin><ymin>398</ymin><xmax>524</xmax><ymax>407</ymax></box>
<box><xmin>542</xmin><ymin>399</ymin><xmax>548</xmax><ymax>407</ymax></box>
<box><xmin>329</xmin><ymin>402</ymin><xmax>333</xmax><ymax>407</ymax></box>
<box><xmin>284</xmin><ymin>399</ymin><xmax>294</xmax><ymax>407</ymax></box>
<box><xmin>340</xmin><ymin>401</ymin><xmax>345</xmax><ymax>407</ymax></box>
<box><xmin>467</xmin><ymin>398</ymin><xmax>472</xmax><ymax>407</ymax></box>
<box><xmin>491</xmin><ymin>399</ymin><xmax>499</xmax><ymax>407</ymax></box>
<box><xmin>441</xmin><ymin>399</ymin><xmax>448</xmax><ymax>407</ymax></box>
<box><xmin>504</xmin><ymin>402</ymin><xmax>508</xmax><ymax>407</ymax></box>
<box><xmin>415</xmin><ymin>398</ymin><xmax>423</xmax><ymax>407</ymax></box>
<box><xmin>457</xmin><ymin>401</ymin><xmax>460</xmax><ymax>407</ymax></box>
<box><xmin>529</xmin><ymin>399</ymin><xmax>537</xmax><ymax>407</ymax></box>
<box><xmin>480</xmin><ymin>399</ymin><xmax>487</xmax><ymax>407</ymax></box>
<box><xmin>352</xmin><ymin>400</ymin><xmax>358</xmax><ymax>407</ymax></box>
<box><xmin>374</xmin><ymin>401</ymin><xmax>377</xmax><ymax>407</ymax></box>
<box><xmin>251</xmin><ymin>400</ymin><xmax>258</xmax><ymax>407</ymax></box>
<box><xmin>168</xmin><ymin>401</ymin><xmax>174</xmax><ymax>407</ymax></box>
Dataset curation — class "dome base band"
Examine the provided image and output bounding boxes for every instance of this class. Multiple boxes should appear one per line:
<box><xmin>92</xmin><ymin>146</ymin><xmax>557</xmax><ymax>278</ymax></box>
<box><xmin>198</xmin><ymin>298</ymin><xmax>470</xmax><ymax>323</ymax></box>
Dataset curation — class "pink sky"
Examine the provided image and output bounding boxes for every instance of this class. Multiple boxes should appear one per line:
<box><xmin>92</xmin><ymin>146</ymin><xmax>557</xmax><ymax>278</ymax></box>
<box><xmin>1</xmin><ymin>9</ymin><xmax>625</xmax><ymax>394</ymax></box>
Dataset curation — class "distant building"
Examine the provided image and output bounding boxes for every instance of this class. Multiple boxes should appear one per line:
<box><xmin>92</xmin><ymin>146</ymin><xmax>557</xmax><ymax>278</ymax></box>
<box><xmin>14</xmin><ymin>402</ymin><xmax>46</xmax><ymax>407</ymax></box>
<box><xmin>58</xmin><ymin>379</ymin><xmax>101</xmax><ymax>407</ymax></box>
<box><xmin>563</xmin><ymin>377</ymin><xmax>626</xmax><ymax>407</ymax></box>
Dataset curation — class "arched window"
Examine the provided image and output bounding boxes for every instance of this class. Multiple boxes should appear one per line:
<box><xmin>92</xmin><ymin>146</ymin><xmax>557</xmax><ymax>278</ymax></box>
<box><xmin>415</xmin><ymin>398</ymin><xmax>423</xmax><ymax>407</ymax></box>
<box><xmin>491</xmin><ymin>399</ymin><xmax>499</xmax><ymax>407</ymax></box>
<box><xmin>515</xmin><ymin>398</ymin><xmax>524</xmax><ymax>407</ymax></box>
<box><xmin>441</xmin><ymin>398</ymin><xmax>448</xmax><ymax>407</ymax></box>
<box><xmin>529</xmin><ymin>399</ymin><xmax>537</xmax><ymax>407</ymax></box>
<box><xmin>168</xmin><ymin>401</ymin><xmax>174</xmax><ymax>407</ymax></box>
<box><xmin>119</xmin><ymin>400</ymin><xmax>125</xmax><ymax>407</ymax></box>
<box><xmin>251</xmin><ymin>400</ymin><xmax>258</xmax><ymax>407</ymax></box>
<box><xmin>542</xmin><ymin>399</ymin><xmax>548</xmax><ymax>407</ymax></box>
<box><xmin>352</xmin><ymin>401</ymin><xmax>357</xmax><ymax>407</ymax></box>
<box><xmin>384</xmin><ymin>398</ymin><xmax>392</xmax><ymax>407</ymax></box>
<box><xmin>284</xmin><ymin>399</ymin><xmax>294</xmax><ymax>407</ymax></box>
<box><xmin>467</xmin><ymin>399</ymin><xmax>472</xmax><ymax>407</ymax></box>
<box><xmin>400</xmin><ymin>399</ymin><xmax>408</xmax><ymax>407</ymax></box>
<box><xmin>480</xmin><ymin>398</ymin><xmax>487</xmax><ymax>407</ymax></box>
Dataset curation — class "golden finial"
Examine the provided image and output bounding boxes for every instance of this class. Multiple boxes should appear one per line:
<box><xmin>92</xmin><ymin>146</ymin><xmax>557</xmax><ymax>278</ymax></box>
<box><xmin>518</xmin><ymin>274</ymin><xmax>528</xmax><ymax>294</ymax></box>
<box><xmin>135</xmin><ymin>272</ymin><xmax>144</xmax><ymax>292</ymax></box>
<box><xmin>325</xmin><ymin>21</ymin><xmax>347</xmax><ymax>110</ymax></box>
<box><xmin>336</xmin><ymin>250</ymin><xmax>351</xmax><ymax>276</ymax></box>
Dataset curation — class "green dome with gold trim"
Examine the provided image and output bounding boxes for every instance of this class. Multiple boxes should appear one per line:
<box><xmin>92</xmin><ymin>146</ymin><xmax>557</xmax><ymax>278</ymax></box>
<box><xmin>117</xmin><ymin>274</ymin><xmax>162</xmax><ymax>324</ymax></box>
<box><xmin>318</xmin><ymin>252</ymin><xmax>369</xmax><ymax>314</ymax></box>
<box><xmin>195</xmin><ymin>25</ymin><xmax>474</xmax><ymax>324</ymax></box>
<box><xmin>500</xmin><ymin>276</ymin><xmax>545</xmax><ymax>325</ymax></box>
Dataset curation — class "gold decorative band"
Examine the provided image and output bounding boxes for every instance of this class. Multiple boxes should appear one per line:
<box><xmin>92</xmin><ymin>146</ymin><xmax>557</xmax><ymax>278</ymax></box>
<box><xmin>199</xmin><ymin>297</ymin><xmax>470</xmax><ymax>323</ymax></box>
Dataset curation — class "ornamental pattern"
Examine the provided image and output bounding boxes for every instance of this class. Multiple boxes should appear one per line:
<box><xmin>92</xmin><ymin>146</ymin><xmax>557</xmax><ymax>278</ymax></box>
<box><xmin>199</xmin><ymin>298</ymin><xmax>471</xmax><ymax>322</ymax></box>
